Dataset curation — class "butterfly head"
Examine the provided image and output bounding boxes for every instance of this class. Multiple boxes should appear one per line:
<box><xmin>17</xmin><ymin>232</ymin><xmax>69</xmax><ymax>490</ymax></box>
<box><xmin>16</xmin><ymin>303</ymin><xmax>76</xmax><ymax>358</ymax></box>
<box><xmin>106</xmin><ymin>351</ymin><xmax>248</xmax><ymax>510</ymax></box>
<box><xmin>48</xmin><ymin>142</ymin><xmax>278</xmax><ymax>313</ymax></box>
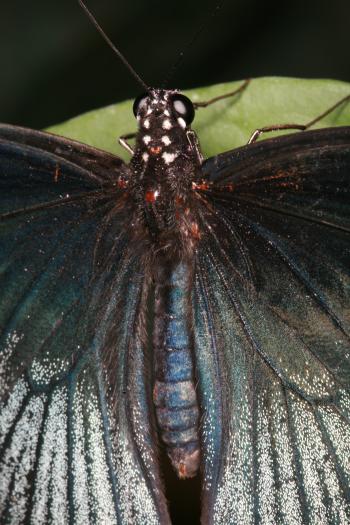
<box><xmin>132</xmin><ymin>89</ymin><xmax>195</xmax><ymax>163</ymax></box>
<box><xmin>133</xmin><ymin>89</ymin><xmax>195</xmax><ymax>130</ymax></box>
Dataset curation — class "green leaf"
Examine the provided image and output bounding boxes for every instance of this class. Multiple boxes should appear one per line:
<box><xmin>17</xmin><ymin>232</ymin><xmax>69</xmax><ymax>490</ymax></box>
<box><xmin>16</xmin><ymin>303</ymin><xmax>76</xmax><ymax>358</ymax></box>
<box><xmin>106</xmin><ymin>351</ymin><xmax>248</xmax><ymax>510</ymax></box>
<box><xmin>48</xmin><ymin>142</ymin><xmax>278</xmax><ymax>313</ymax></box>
<box><xmin>48</xmin><ymin>77</ymin><xmax>350</xmax><ymax>161</ymax></box>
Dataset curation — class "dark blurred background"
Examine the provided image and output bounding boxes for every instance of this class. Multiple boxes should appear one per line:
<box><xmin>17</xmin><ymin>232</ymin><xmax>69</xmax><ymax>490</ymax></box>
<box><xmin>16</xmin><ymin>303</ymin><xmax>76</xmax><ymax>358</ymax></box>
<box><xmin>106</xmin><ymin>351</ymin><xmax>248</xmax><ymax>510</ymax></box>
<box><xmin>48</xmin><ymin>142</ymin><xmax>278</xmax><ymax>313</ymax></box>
<box><xmin>0</xmin><ymin>0</ymin><xmax>349</xmax><ymax>130</ymax></box>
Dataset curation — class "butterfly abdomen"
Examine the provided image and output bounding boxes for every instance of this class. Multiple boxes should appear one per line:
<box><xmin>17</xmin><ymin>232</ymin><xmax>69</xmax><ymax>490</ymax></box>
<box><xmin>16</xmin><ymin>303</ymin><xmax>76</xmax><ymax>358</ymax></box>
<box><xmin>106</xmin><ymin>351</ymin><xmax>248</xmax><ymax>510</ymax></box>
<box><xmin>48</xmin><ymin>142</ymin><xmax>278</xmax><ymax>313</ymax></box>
<box><xmin>153</xmin><ymin>262</ymin><xmax>200</xmax><ymax>479</ymax></box>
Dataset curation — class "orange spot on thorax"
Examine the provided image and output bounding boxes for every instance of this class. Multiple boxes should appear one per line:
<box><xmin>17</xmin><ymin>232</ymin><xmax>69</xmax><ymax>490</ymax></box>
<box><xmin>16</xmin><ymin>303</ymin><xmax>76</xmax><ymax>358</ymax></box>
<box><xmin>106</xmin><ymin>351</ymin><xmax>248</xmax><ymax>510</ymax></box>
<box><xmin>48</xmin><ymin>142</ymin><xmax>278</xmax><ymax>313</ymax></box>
<box><xmin>145</xmin><ymin>190</ymin><xmax>160</xmax><ymax>202</ymax></box>
<box><xmin>150</xmin><ymin>146</ymin><xmax>162</xmax><ymax>155</ymax></box>
<box><xmin>192</xmin><ymin>181</ymin><xmax>210</xmax><ymax>191</ymax></box>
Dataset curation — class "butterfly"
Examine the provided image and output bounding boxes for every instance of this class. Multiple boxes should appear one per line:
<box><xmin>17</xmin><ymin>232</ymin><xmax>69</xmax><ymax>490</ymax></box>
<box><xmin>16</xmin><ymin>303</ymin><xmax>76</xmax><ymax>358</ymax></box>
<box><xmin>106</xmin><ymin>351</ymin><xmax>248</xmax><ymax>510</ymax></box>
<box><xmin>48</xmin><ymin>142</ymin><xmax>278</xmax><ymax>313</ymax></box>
<box><xmin>1</xmin><ymin>1</ymin><xmax>350</xmax><ymax>524</ymax></box>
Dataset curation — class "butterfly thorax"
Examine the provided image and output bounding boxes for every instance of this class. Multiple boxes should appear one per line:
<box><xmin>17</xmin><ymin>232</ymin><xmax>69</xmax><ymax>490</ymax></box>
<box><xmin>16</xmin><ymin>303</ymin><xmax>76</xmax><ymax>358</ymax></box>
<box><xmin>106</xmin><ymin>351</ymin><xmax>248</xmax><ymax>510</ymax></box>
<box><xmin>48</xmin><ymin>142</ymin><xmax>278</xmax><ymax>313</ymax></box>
<box><xmin>128</xmin><ymin>89</ymin><xmax>201</xmax><ymax>258</ymax></box>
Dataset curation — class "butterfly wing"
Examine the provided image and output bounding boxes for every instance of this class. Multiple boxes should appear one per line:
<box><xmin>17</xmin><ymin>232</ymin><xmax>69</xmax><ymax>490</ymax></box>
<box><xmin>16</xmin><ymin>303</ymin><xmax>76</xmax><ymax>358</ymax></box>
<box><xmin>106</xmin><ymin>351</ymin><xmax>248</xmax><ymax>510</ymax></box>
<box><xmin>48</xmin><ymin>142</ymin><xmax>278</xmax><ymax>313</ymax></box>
<box><xmin>195</xmin><ymin>127</ymin><xmax>350</xmax><ymax>523</ymax></box>
<box><xmin>0</xmin><ymin>127</ymin><xmax>170</xmax><ymax>524</ymax></box>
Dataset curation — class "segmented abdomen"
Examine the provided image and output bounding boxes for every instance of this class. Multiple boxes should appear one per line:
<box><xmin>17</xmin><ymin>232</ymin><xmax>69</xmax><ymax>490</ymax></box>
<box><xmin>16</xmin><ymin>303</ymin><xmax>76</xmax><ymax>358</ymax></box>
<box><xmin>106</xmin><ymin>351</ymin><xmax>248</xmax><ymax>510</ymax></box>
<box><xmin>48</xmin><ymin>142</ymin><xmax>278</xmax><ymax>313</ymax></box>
<box><xmin>153</xmin><ymin>262</ymin><xmax>200</xmax><ymax>478</ymax></box>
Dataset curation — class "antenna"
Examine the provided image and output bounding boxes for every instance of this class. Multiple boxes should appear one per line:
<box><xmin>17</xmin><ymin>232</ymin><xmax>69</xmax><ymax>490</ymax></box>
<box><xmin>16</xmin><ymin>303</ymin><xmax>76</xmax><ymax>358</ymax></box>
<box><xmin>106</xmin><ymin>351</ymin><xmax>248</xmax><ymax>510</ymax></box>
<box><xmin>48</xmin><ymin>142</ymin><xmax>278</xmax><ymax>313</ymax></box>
<box><xmin>162</xmin><ymin>1</ymin><xmax>226</xmax><ymax>88</ymax></box>
<box><xmin>77</xmin><ymin>0</ymin><xmax>149</xmax><ymax>91</ymax></box>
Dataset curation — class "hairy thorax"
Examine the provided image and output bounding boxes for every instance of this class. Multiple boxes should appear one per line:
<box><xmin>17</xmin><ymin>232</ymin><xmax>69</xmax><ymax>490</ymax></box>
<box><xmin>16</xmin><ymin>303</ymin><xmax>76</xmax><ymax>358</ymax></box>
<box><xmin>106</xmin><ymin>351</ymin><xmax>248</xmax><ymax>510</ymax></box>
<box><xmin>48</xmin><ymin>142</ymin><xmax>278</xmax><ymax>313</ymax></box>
<box><xmin>125</xmin><ymin>89</ymin><xmax>202</xmax><ymax>260</ymax></box>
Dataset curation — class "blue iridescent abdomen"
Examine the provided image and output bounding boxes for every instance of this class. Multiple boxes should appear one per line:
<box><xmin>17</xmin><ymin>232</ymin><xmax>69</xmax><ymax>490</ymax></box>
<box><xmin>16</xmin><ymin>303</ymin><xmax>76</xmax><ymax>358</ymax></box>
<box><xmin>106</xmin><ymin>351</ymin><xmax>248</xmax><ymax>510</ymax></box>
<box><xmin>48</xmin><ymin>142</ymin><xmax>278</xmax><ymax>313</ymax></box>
<box><xmin>153</xmin><ymin>262</ymin><xmax>200</xmax><ymax>478</ymax></box>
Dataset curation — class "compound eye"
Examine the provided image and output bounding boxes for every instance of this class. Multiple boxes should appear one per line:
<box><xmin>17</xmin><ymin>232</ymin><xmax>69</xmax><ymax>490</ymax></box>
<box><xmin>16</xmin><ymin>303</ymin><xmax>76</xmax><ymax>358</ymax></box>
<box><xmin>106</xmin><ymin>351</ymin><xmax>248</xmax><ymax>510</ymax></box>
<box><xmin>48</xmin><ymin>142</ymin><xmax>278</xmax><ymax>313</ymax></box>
<box><xmin>133</xmin><ymin>92</ymin><xmax>148</xmax><ymax>117</ymax></box>
<box><xmin>171</xmin><ymin>94</ymin><xmax>195</xmax><ymax>125</ymax></box>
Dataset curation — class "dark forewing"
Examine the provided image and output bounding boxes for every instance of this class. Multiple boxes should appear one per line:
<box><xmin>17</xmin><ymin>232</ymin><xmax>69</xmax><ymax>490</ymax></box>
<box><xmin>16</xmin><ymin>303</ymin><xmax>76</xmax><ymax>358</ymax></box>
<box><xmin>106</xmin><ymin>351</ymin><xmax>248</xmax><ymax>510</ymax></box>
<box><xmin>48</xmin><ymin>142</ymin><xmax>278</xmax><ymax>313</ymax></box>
<box><xmin>0</xmin><ymin>128</ymin><xmax>169</xmax><ymax>524</ymax></box>
<box><xmin>195</xmin><ymin>128</ymin><xmax>350</xmax><ymax>523</ymax></box>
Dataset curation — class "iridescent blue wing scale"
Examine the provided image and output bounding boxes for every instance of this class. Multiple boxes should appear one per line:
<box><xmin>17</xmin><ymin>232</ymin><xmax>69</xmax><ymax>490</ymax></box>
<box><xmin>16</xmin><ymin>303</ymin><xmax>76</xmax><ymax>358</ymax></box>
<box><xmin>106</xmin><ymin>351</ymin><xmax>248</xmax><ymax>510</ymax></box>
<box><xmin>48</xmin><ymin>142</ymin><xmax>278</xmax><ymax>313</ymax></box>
<box><xmin>196</xmin><ymin>128</ymin><xmax>350</xmax><ymax>523</ymax></box>
<box><xmin>0</xmin><ymin>126</ymin><xmax>170</xmax><ymax>525</ymax></box>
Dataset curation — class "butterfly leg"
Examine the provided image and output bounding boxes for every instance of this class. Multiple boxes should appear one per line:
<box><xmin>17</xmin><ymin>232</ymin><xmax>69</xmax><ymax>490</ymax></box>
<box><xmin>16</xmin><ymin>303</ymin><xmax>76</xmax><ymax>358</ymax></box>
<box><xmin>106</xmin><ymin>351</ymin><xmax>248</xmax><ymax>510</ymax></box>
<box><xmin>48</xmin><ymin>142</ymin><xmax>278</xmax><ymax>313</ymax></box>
<box><xmin>186</xmin><ymin>130</ymin><xmax>203</xmax><ymax>164</ymax></box>
<box><xmin>193</xmin><ymin>78</ymin><xmax>250</xmax><ymax>109</ymax></box>
<box><xmin>119</xmin><ymin>132</ymin><xmax>136</xmax><ymax>154</ymax></box>
<box><xmin>248</xmin><ymin>123</ymin><xmax>306</xmax><ymax>144</ymax></box>
<box><xmin>248</xmin><ymin>93</ymin><xmax>350</xmax><ymax>144</ymax></box>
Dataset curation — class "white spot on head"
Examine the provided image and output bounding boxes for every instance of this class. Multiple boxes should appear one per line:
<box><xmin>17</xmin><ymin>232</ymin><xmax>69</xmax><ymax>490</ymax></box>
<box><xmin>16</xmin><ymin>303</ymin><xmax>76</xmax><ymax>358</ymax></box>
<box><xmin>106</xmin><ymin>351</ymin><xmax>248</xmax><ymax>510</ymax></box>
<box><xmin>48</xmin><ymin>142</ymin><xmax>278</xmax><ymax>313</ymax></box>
<box><xmin>164</xmin><ymin>109</ymin><xmax>170</xmax><ymax>117</ymax></box>
<box><xmin>161</xmin><ymin>135</ymin><xmax>171</xmax><ymax>146</ymax></box>
<box><xmin>162</xmin><ymin>119</ymin><xmax>172</xmax><ymax>130</ymax></box>
<box><xmin>177</xmin><ymin>117</ymin><xmax>186</xmax><ymax>129</ymax></box>
<box><xmin>143</xmin><ymin>135</ymin><xmax>151</xmax><ymax>145</ymax></box>
<box><xmin>146</xmin><ymin>108</ymin><xmax>153</xmax><ymax>115</ymax></box>
<box><xmin>142</xmin><ymin>152</ymin><xmax>149</xmax><ymax>162</ymax></box>
<box><xmin>162</xmin><ymin>152</ymin><xmax>177</xmax><ymax>164</ymax></box>
<box><xmin>173</xmin><ymin>99</ymin><xmax>187</xmax><ymax>115</ymax></box>
<box><xmin>137</xmin><ymin>96</ymin><xmax>148</xmax><ymax>113</ymax></box>
<box><xmin>143</xmin><ymin>119</ymin><xmax>150</xmax><ymax>129</ymax></box>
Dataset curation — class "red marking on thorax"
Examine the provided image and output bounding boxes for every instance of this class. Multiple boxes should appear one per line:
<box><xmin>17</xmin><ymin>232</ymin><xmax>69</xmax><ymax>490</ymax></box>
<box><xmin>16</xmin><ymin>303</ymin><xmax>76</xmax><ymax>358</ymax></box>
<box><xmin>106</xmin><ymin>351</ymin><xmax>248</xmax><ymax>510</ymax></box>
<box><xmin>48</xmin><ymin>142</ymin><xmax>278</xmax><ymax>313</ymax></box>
<box><xmin>175</xmin><ymin>196</ymin><xmax>184</xmax><ymax>206</ymax></box>
<box><xmin>190</xmin><ymin>222</ymin><xmax>200</xmax><ymax>239</ymax></box>
<box><xmin>150</xmin><ymin>146</ymin><xmax>162</xmax><ymax>155</ymax></box>
<box><xmin>145</xmin><ymin>190</ymin><xmax>160</xmax><ymax>202</ymax></box>
<box><xmin>192</xmin><ymin>181</ymin><xmax>210</xmax><ymax>191</ymax></box>
<box><xmin>117</xmin><ymin>177</ymin><xmax>128</xmax><ymax>189</ymax></box>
